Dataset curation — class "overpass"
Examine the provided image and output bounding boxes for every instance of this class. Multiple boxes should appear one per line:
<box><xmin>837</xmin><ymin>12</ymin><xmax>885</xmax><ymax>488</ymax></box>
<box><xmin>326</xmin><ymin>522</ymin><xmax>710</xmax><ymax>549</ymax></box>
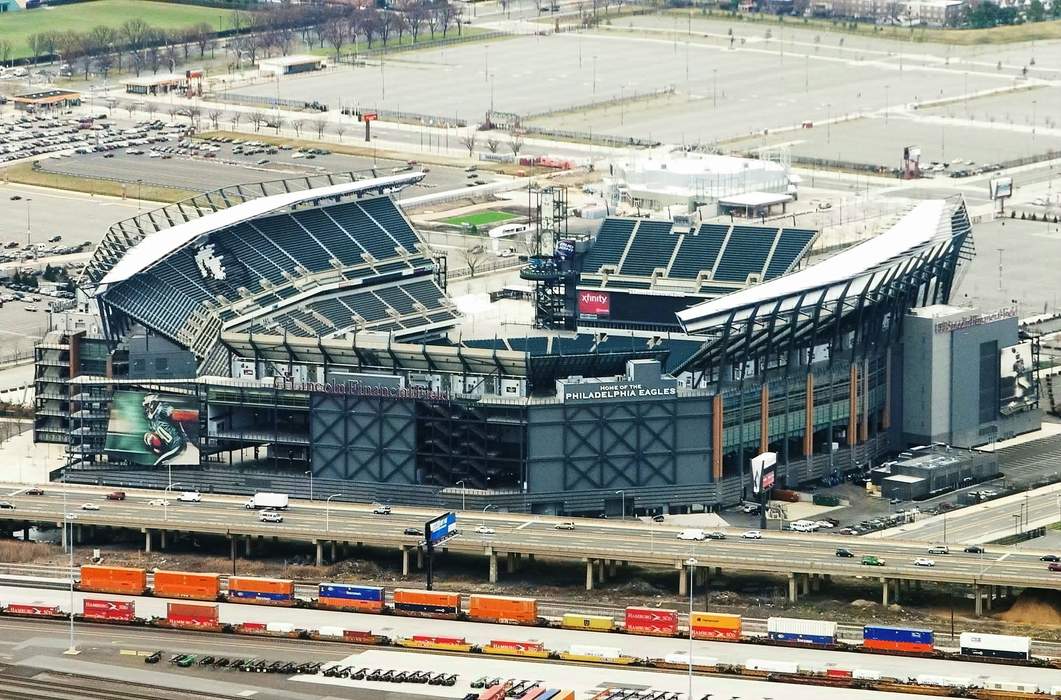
<box><xmin>1</xmin><ymin>484</ymin><xmax>1058</xmax><ymax>616</ymax></box>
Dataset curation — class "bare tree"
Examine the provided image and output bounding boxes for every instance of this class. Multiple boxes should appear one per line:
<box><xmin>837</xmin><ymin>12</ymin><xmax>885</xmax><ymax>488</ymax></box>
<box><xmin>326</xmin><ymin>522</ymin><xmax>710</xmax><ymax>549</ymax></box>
<box><xmin>27</xmin><ymin>34</ymin><xmax>47</xmax><ymax>65</ymax></box>
<box><xmin>167</xmin><ymin>106</ymin><xmax>180</xmax><ymax>122</ymax></box>
<box><xmin>291</xmin><ymin>118</ymin><xmax>305</xmax><ymax>137</ymax></box>
<box><xmin>249</xmin><ymin>110</ymin><xmax>266</xmax><ymax>132</ymax></box>
<box><xmin>312</xmin><ymin>117</ymin><xmax>327</xmax><ymax>139</ymax></box>
<box><xmin>486</xmin><ymin>137</ymin><xmax>500</xmax><ymax>154</ymax></box>
<box><xmin>273</xmin><ymin>116</ymin><xmax>285</xmax><ymax>135</ymax></box>
<box><xmin>188</xmin><ymin>106</ymin><xmax>201</xmax><ymax>130</ymax></box>
<box><xmin>208</xmin><ymin>109</ymin><xmax>222</xmax><ymax>130</ymax></box>
<box><xmin>322</xmin><ymin>15</ymin><xmax>350</xmax><ymax>61</ymax></box>
<box><xmin>192</xmin><ymin>22</ymin><xmax>213</xmax><ymax>58</ymax></box>
<box><xmin>229</xmin><ymin>111</ymin><xmax>242</xmax><ymax>131</ymax></box>
<box><xmin>0</xmin><ymin>38</ymin><xmax>16</xmax><ymax>67</ymax></box>
<box><xmin>146</xmin><ymin>102</ymin><xmax>157</xmax><ymax>120</ymax></box>
<box><xmin>460</xmin><ymin>244</ymin><xmax>488</xmax><ymax>278</ymax></box>
<box><xmin>460</xmin><ymin>127</ymin><xmax>478</xmax><ymax>157</ymax></box>
<box><xmin>126</xmin><ymin>102</ymin><xmax>138</xmax><ymax>119</ymax></box>
<box><xmin>508</xmin><ymin>129</ymin><xmax>525</xmax><ymax>158</ymax></box>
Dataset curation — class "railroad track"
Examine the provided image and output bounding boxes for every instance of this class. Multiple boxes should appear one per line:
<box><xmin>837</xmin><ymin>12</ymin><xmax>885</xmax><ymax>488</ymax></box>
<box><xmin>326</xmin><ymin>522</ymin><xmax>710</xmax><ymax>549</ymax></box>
<box><xmin>0</xmin><ymin>669</ymin><xmax>232</xmax><ymax>700</ymax></box>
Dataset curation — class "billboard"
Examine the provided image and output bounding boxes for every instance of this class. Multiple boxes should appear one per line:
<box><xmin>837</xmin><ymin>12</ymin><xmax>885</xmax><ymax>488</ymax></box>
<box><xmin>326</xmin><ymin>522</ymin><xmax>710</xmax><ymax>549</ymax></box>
<box><xmin>990</xmin><ymin>177</ymin><xmax>1013</xmax><ymax>200</ymax></box>
<box><xmin>999</xmin><ymin>341</ymin><xmax>1037</xmax><ymax>416</ymax></box>
<box><xmin>556</xmin><ymin>239</ymin><xmax>576</xmax><ymax>260</ymax></box>
<box><xmin>105</xmin><ymin>390</ymin><xmax>200</xmax><ymax>466</ymax></box>
<box><xmin>901</xmin><ymin>145</ymin><xmax>922</xmax><ymax>180</ymax></box>
<box><xmin>577</xmin><ymin>290</ymin><xmax>610</xmax><ymax>319</ymax></box>
<box><xmin>426</xmin><ymin>512</ymin><xmax>457</xmax><ymax>546</ymax></box>
<box><xmin>750</xmin><ymin>452</ymin><xmax>777</xmax><ymax>496</ymax></box>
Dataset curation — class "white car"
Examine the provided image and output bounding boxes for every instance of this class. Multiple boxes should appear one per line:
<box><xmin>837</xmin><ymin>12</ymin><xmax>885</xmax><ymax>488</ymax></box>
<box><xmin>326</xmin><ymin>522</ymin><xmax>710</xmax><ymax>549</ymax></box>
<box><xmin>741</xmin><ymin>530</ymin><xmax>763</xmax><ymax>539</ymax></box>
<box><xmin>815</xmin><ymin>520</ymin><xmax>835</xmax><ymax>529</ymax></box>
<box><xmin>65</xmin><ymin>512</ymin><xmax>78</xmax><ymax>519</ymax></box>
<box><xmin>372</xmin><ymin>504</ymin><xmax>392</xmax><ymax>515</ymax></box>
<box><xmin>554</xmin><ymin>521</ymin><xmax>576</xmax><ymax>530</ymax></box>
<box><xmin>80</xmin><ymin>503</ymin><xmax>100</xmax><ymax>511</ymax></box>
<box><xmin>913</xmin><ymin>558</ymin><xmax>936</xmax><ymax>567</ymax></box>
<box><xmin>147</xmin><ymin>499</ymin><xmax>169</xmax><ymax>507</ymax></box>
<box><xmin>474</xmin><ymin>525</ymin><xmax>495</xmax><ymax>535</ymax></box>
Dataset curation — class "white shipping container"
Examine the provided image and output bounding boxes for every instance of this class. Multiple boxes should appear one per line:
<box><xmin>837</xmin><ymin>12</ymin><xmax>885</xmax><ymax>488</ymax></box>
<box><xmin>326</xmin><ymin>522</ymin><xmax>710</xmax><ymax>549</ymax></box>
<box><xmin>917</xmin><ymin>675</ymin><xmax>971</xmax><ymax>688</ymax></box>
<box><xmin>985</xmin><ymin>679</ymin><xmax>1039</xmax><ymax>693</ymax></box>
<box><xmin>746</xmin><ymin>658</ymin><xmax>800</xmax><ymax>674</ymax></box>
<box><xmin>766</xmin><ymin>617</ymin><xmax>838</xmax><ymax>638</ymax></box>
<box><xmin>798</xmin><ymin>663</ymin><xmax>828</xmax><ymax>674</ymax></box>
<box><xmin>316</xmin><ymin>626</ymin><xmax>345</xmax><ymax>638</ymax></box>
<box><xmin>853</xmin><ymin>669</ymin><xmax>882</xmax><ymax>681</ymax></box>
<box><xmin>664</xmin><ymin>653</ymin><xmax>718</xmax><ymax>667</ymax></box>
<box><xmin>266</xmin><ymin>622</ymin><xmax>295</xmax><ymax>634</ymax></box>
<box><xmin>959</xmin><ymin>632</ymin><xmax>1030</xmax><ymax>655</ymax></box>
<box><xmin>1048</xmin><ymin>685</ymin><xmax>1061</xmax><ymax>696</ymax></box>
<box><xmin>569</xmin><ymin>644</ymin><xmax>621</xmax><ymax>659</ymax></box>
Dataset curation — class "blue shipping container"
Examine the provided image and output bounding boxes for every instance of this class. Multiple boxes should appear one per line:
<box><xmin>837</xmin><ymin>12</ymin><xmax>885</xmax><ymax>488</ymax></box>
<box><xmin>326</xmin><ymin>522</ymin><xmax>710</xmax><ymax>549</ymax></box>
<box><xmin>318</xmin><ymin>584</ymin><xmax>383</xmax><ymax>602</ymax></box>
<box><xmin>768</xmin><ymin>631</ymin><xmax>835</xmax><ymax>646</ymax></box>
<box><xmin>864</xmin><ymin>625</ymin><xmax>934</xmax><ymax>645</ymax></box>
<box><xmin>229</xmin><ymin>590</ymin><xmax>293</xmax><ymax>602</ymax></box>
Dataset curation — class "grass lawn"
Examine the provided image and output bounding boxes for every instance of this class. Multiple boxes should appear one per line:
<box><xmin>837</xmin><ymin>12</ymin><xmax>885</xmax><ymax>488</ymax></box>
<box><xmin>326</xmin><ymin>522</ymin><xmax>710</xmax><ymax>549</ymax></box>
<box><xmin>0</xmin><ymin>0</ymin><xmax>241</xmax><ymax>60</ymax></box>
<box><xmin>444</xmin><ymin>210</ymin><xmax>518</xmax><ymax>227</ymax></box>
<box><xmin>1</xmin><ymin>161</ymin><xmax>195</xmax><ymax>203</ymax></box>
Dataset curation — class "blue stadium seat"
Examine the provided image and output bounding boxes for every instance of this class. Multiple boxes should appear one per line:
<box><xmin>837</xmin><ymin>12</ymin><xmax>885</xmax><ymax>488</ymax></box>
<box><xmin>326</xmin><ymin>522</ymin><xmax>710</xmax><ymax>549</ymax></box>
<box><xmin>581</xmin><ymin>219</ymin><xmax>636</xmax><ymax>273</ymax></box>
<box><xmin>619</xmin><ymin>220</ymin><xmax>677</xmax><ymax>276</ymax></box>
<box><xmin>360</xmin><ymin>197</ymin><xmax>419</xmax><ymax>252</ymax></box>
<box><xmin>291</xmin><ymin>208</ymin><xmax>367</xmax><ymax>266</ymax></box>
<box><xmin>247</xmin><ymin>215</ymin><xmax>331</xmax><ymax>271</ymax></box>
<box><xmin>326</xmin><ymin>201</ymin><xmax>400</xmax><ymax>261</ymax></box>
<box><xmin>224</xmin><ymin>224</ymin><xmax>292</xmax><ymax>286</ymax></box>
<box><xmin>713</xmin><ymin>226</ymin><xmax>776</xmax><ymax>283</ymax></box>
<box><xmin>669</xmin><ymin>224</ymin><xmax>729</xmax><ymax>279</ymax></box>
<box><xmin>376</xmin><ymin>286</ymin><xmax>418</xmax><ymax>314</ymax></box>
<box><xmin>765</xmin><ymin>228</ymin><xmax>817</xmax><ymax>278</ymax></box>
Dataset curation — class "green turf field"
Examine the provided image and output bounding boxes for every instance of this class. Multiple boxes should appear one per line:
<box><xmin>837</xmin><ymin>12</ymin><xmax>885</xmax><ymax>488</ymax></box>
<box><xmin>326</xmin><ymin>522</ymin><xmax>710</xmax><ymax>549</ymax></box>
<box><xmin>443</xmin><ymin>210</ymin><xmax>518</xmax><ymax>228</ymax></box>
<box><xmin>0</xmin><ymin>0</ymin><xmax>241</xmax><ymax>60</ymax></box>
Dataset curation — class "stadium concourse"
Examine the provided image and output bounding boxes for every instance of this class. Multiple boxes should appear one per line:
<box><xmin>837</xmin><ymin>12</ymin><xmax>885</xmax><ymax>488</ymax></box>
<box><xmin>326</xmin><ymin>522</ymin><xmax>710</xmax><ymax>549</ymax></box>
<box><xmin>32</xmin><ymin>171</ymin><xmax>1041</xmax><ymax>516</ymax></box>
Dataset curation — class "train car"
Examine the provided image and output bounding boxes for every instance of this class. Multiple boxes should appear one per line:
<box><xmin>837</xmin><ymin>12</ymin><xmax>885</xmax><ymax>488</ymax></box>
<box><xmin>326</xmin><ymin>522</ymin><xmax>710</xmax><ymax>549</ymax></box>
<box><xmin>308</xmin><ymin>626</ymin><xmax>387</xmax><ymax>645</ymax></box>
<box><xmin>392</xmin><ymin>589</ymin><xmax>461</xmax><ymax>619</ymax></box>
<box><xmin>397</xmin><ymin>635</ymin><xmax>474</xmax><ymax>652</ymax></box>
<box><xmin>81</xmin><ymin>599</ymin><xmax>135</xmax><ymax>623</ymax></box>
<box><xmin>78</xmin><ymin>565</ymin><xmax>148</xmax><ymax>596</ymax></box>
<box><xmin>767</xmin><ymin>617</ymin><xmax>837</xmax><ymax>646</ymax></box>
<box><xmin>467</xmin><ymin>595</ymin><xmax>538</xmax><ymax>625</ymax></box>
<box><xmin>744</xmin><ymin>658</ymin><xmax>800</xmax><ymax>676</ymax></box>
<box><xmin>561</xmin><ymin>613</ymin><xmax>615</xmax><ymax>632</ymax></box>
<box><xmin>317</xmin><ymin>583</ymin><xmax>385</xmax><ymax>613</ymax></box>
<box><xmin>624</xmin><ymin>607</ymin><xmax>677</xmax><ymax>637</ymax></box>
<box><xmin>863</xmin><ymin>625</ymin><xmax>934</xmax><ymax>653</ymax></box>
<box><xmin>482</xmin><ymin>639</ymin><xmax>550</xmax><ymax>659</ymax></box>
<box><xmin>4</xmin><ymin>602</ymin><xmax>64</xmax><ymax>618</ymax></box>
<box><xmin>657</xmin><ymin>653</ymin><xmax>719</xmax><ymax>672</ymax></box>
<box><xmin>226</xmin><ymin>576</ymin><xmax>296</xmax><ymax>606</ymax></box>
<box><xmin>152</xmin><ymin>571</ymin><xmax>221</xmax><ymax>601</ymax></box>
<box><xmin>234</xmin><ymin>621</ymin><xmax>300</xmax><ymax>638</ymax></box>
<box><xmin>689</xmin><ymin>611</ymin><xmax>741</xmax><ymax>641</ymax></box>
<box><xmin>164</xmin><ymin>602</ymin><xmax>221</xmax><ymax>631</ymax></box>
<box><xmin>559</xmin><ymin>644</ymin><xmax>637</xmax><ymax>665</ymax></box>
<box><xmin>960</xmin><ymin>633</ymin><xmax>1031</xmax><ymax>661</ymax></box>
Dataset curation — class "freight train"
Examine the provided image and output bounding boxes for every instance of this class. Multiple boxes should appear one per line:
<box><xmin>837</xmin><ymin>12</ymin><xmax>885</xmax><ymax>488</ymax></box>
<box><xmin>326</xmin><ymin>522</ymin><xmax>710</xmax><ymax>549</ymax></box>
<box><xmin>2</xmin><ymin>596</ymin><xmax>1059</xmax><ymax>700</ymax></box>
<box><xmin>68</xmin><ymin>566</ymin><xmax>1054</xmax><ymax>670</ymax></box>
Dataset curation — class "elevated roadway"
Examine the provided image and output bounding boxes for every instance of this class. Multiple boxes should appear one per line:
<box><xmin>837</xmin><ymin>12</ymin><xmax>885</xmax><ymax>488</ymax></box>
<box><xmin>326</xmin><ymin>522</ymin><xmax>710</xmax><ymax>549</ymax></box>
<box><xmin>1</xmin><ymin>484</ymin><xmax>1058</xmax><ymax>614</ymax></box>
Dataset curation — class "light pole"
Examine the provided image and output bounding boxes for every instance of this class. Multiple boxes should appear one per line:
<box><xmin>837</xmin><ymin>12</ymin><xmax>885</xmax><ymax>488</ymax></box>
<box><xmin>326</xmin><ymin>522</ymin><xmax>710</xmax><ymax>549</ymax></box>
<box><xmin>62</xmin><ymin>468</ymin><xmax>77</xmax><ymax>655</ymax></box>
<box><xmin>615</xmin><ymin>489</ymin><xmax>625</xmax><ymax>520</ymax></box>
<box><xmin>305</xmin><ymin>470</ymin><xmax>313</xmax><ymax>502</ymax></box>
<box><xmin>686</xmin><ymin>556</ymin><xmax>697</xmax><ymax>700</ymax></box>
<box><xmin>25</xmin><ymin>198</ymin><xmax>31</xmax><ymax>247</ymax></box>
<box><xmin>482</xmin><ymin>504</ymin><xmax>496</xmax><ymax>543</ymax></box>
<box><xmin>325</xmin><ymin>493</ymin><xmax>343</xmax><ymax>533</ymax></box>
<box><xmin>163</xmin><ymin>481</ymin><xmax>182</xmax><ymax>522</ymax></box>
<box><xmin>456</xmin><ymin>480</ymin><xmax>466</xmax><ymax>511</ymax></box>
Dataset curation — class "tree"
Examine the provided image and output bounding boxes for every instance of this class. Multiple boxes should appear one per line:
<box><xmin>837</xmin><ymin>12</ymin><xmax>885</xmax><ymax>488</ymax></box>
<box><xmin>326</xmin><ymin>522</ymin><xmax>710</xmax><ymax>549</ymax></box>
<box><xmin>291</xmin><ymin>118</ymin><xmax>305</xmax><ymax>137</ymax></box>
<box><xmin>405</xmin><ymin>0</ymin><xmax>429</xmax><ymax>42</ymax></box>
<box><xmin>334</xmin><ymin>123</ymin><xmax>346</xmax><ymax>142</ymax></box>
<box><xmin>312</xmin><ymin>117</ymin><xmax>327</xmax><ymax>139</ymax></box>
<box><xmin>460</xmin><ymin>127</ymin><xmax>478</xmax><ymax>157</ymax></box>
<box><xmin>322</xmin><ymin>20</ymin><xmax>350</xmax><ymax>62</ymax></box>
<box><xmin>229</xmin><ymin>111</ymin><xmax>242</xmax><ymax>130</ymax></box>
<box><xmin>436</xmin><ymin>1</ymin><xmax>457</xmax><ymax>37</ymax></box>
<box><xmin>192</xmin><ymin>22</ymin><xmax>213</xmax><ymax>58</ymax></box>
<box><xmin>94</xmin><ymin>52</ymin><xmax>114</xmax><ymax>80</ymax></box>
<box><xmin>27</xmin><ymin>33</ymin><xmax>46</xmax><ymax>65</ymax></box>
<box><xmin>249</xmin><ymin>111</ymin><xmax>265</xmax><ymax>132</ymax></box>
<box><xmin>0</xmin><ymin>39</ymin><xmax>11</xmax><ymax>67</ymax></box>
<box><xmin>380</xmin><ymin>11</ymin><xmax>396</xmax><ymax>45</ymax></box>
<box><xmin>208</xmin><ymin>109</ymin><xmax>222</xmax><ymax>130</ymax></box>
<box><xmin>486</xmin><ymin>137</ymin><xmax>500</xmax><ymax>153</ymax></box>
<box><xmin>508</xmin><ymin>129</ymin><xmax>525</xmax><ymax>158</ymax></box>
<box><xmin>273</xmin><ymin>116</ymin><xmax>285</xmax><ymax>135</ymax></box>
<box><xmin>167</xmin><ymin>105</ymin><xmax>180</xmax><ymax>122</ymax></box>
<box><xmin>188</xmin><ymin>106</ymin><xmax>201</xmax><ymax>130</ymax></box>
<box><xmin>121</xmin><ymin>18</ymin><xmax>151</xmax><ymax>56</ymax></box>
<box><xmin>460</xmin><ymin>244</ymin><xmax>487</xmax><ymax>278</ymax></box>
<box><xmin>1028</xmin><ymin>0</ymin><xmax>1045</xmax><ymax>21</ymax></box>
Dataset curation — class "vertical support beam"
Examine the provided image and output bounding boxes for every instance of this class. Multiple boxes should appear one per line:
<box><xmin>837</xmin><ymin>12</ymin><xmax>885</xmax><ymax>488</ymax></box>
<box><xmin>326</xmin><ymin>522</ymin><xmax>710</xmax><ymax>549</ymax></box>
<box><xmin>245</xmin><ymin>534</ymin><xmax>252</xmax><ymax>556</ymax></box>
<box><xmin>788</xmin><ymin>573</ymin><xmax>798</xmax><ymax>602</ymax></box>
<box><xmin>848</xmin><ymin>364</ymin><xmax>859</xmax><ymax>447</ymax></box>
<box><xmin>416</xmin><ymin>547</ymin><xmax>424</xmax><ymax>569</ymax></box>
<box><xmin>315</xmin><ymin>540</ymin><xmax>323</xmax><ymax>567</ymax></box>
<box><xmin>891</xmin><ymin>578</ymin><xmax>900</xmax><ymax>604</ymax></box>
<box><xmin>678</xmin><ymin>565</ymin><xmax>688</xmax><ymax>597</ymax></box>
<box><xmin>804</xmin><ymin>373</ymin><xmax>814</xmax><ymax>457</ymax></box>
<box><xmin>330</xmin><ymin>540</ymin><xmax>336</xmax><ymax>562</ymax></box>
<box><xmin>608</xmin><ymin>559</ymin><xmax>617</xmax><ymax>578</ymax></box>
<box><xmin>159</xmin><ymin>529</ymin><xmax>166</xmax><ymax>550</ymax></box>
<box><xmin>986</xmin><ymin>586</ymin><xmax>993</xmax><ymax>611</ymax></box>
<box><xmin>61</xmin><ymin>522</ymin><xmax>68</xmax><ymax>551</ymax></box>
<box><xmin>585</xmin><ymin>560</ymin><xmax>594</xmax><ymax>591</ymax></box>
<box><xmin>489</xmin><ymin>552</ymin><xmax>498</xmax><ymax>584</ymax></box>
<box><xmin>596</xmin><ymin>558</ymin><xmax>605</xmax><ymax>584</ymax></box>
<box><xmin>882</xmin><ymin>351</ymin><xmax>892</xmax><ymax>430</ymax></box>
<box><xmin>860</xmin><ymin>357</ymin><xmax>870</xmax><ymax>442</ymax></box>
<box><xmin>881</xmin><ymin>578</ymin><xmax>889</xmax><ymax>606</ymax></box>
<box><xmin>800</xmin><ymin>573</ymin><xmax>810</xmax><ymax>596</ymax></box>
<box><xmin>760</xmin><ymin>383</ymin><xmax>770</xmax><ymax>454</ymax></box>
<box><xmin>401</xmin><ymin>547</ymin><xmax>410</xmax><ymax>576</ymax></box>
<box><xmin>974</xmin><ymin>584</ymin><xmax>983</xmax><ymax>617</ymax></box>
<box><xmin>712</xmin><ymin>394</ymin><xmax>723</xmax><ymax>480</ymax></box>
<box><xmin>229</xmin><ymin>534</ymin><xmax>236</xmax><ymax>561</ymax></box>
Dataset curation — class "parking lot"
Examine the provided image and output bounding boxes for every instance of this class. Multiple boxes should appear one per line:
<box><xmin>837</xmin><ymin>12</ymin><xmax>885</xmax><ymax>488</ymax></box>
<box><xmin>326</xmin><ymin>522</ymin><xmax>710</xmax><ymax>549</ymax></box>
<box><xmin>0</xmin><ymin>111</ymin><xmax>186</xmax><ymax>166</ymax></box>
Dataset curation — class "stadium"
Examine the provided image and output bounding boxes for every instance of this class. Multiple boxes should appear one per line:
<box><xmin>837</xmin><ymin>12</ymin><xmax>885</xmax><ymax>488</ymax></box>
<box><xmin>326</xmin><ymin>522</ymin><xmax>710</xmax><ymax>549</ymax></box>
<box><xmin>33</xmin><ymin>172</ymin><xmax>1041</xmax><ymax>516</ymax></box>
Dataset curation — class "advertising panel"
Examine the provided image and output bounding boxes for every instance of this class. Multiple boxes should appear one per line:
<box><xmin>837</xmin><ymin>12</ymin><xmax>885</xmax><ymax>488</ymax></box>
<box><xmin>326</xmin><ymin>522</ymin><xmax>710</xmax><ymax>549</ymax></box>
<box><xmin>577</xmin><ymin>290</ymin><xmax>610</xmax><ymax>319</ymax></box>
<box><xmin>426</xmin><ymin>512</ymin><xmax>457</xmax><ymax>546</ymax></box>
<box><xmin>105</xmin><ymin>390</ymin><xmax>199</xmax><ymax>466</ymax></box>
<box><xmin>989</xmin><ymin>177</ymin><xmax>1013</xmax><ymax>200</ymax></box>
<box><xmin>556</xmin><ymin>239</ymin><xmax>576</xmax><ymax>260</ymax></box>
<box><xmin>751</xmin><ymin>452</ymin><xmax>777</xmax><ymax>496</ymax></box>
<box><xmin>999</xmin><ymin>341</ymin><xmax>1037</xmax><ymax>416</ymax></box>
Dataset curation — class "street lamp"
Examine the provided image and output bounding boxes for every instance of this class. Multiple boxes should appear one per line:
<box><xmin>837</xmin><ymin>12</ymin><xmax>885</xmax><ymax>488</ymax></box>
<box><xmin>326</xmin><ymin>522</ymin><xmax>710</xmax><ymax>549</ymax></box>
<box><xmin>62</xmin><ymin>467</ymin><xmax>77</xmax><ymax>655</ymax></box>
<box><xmin>456</xmin><ymin>480</ymin><xmax>466</xmax><ymax>511</ymax></box>
<box><xmin>305</xmin><ymin>470</ymin><xmax>313</xmax><ymax>502</ymax></box>
<box><xmin>685</xmin><ymin>556</ymin><xmax>697</xmax><ymax>700</ymax></box>
<box><xmin>615</xmin><ymin>490</ymin><xmax>625</xmax><ymax>520</ymax></box>
<box><xmin>482</xmin><ymin>504</ymin><xmax>496</xmax><ymax>543</ymax></box>
<box><xmin>24</xmin><ymin>197</ymin><xmax>31</xmax><ymax>247</ymax></box>
<box><xmin>325</xmin><ymin>493</ymin><xmax>343</xmax><ymax>533</ymax></box>
<box><xmin>163</xmin><ymin>481</ymin><xmax>182</xmax><ymax>522</ymax></box>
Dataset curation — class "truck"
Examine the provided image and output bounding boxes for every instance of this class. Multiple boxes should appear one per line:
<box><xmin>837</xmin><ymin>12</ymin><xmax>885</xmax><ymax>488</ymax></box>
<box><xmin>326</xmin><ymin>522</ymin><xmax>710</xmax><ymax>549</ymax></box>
<box><xmin>243</xmin><ymin>492</ymin><xmax>289</xmax><ymax>510</ymax></box>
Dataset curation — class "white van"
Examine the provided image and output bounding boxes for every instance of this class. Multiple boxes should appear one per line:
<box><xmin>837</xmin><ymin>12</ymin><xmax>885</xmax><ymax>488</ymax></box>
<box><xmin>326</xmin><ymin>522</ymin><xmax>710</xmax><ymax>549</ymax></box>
<box><xmin>176</xmin><ymin>491</ymin><xmax>201</xmax><ymax>503</ymax></box>
<box><xmin>677</xmin><ymin>529</ymin><xmax>706</xmax><ymax>541</ymax></box>
<box><xmin>790</xmin><ymin>520</ymin><xmax>819</xmax><ymax>532</ymax></box>
<box><xmin>258</xmin><ymin>510</ymin><xmax>283</xmax><ymax>523</ymax></box>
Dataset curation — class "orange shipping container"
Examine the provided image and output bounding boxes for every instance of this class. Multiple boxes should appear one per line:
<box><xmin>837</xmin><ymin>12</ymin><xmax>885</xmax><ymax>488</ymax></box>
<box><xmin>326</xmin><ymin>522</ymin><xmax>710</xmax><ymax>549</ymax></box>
<box><xmin>153</xmin><ymin>570</ymin><xmax>221</xmax><ymax>601</ymax></box>
<box><xmin>691</xmin><ymin>612</ymin><xmax>741</xmax><ymax>629</ymax></box>
<box><xmin>392</xmin><ymin>588</ymin><xmax>461</xmax><ymax>618</ymax></box>
<box><xmin>467</xmin><ymin>595</ymin><xmax>538</xmax><ymax>624</ymax></box>
<box><xmin>78</xmin><ymin>565</ymin><xmax>147</xmax><ymax>595</ymax></box>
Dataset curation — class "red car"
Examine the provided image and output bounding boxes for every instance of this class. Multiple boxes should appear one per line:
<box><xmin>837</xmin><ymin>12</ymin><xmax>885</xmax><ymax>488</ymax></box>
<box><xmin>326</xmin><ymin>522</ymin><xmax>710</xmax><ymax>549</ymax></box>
<box><xmin>1049</xmin><ymin>562</ymin><xmax>1061</xmax><ymax>572</ymax></box>
<box><xmin>105</xmin><ymin>491</ymin><xmax>126</xmax><ymax>501</ymax></box>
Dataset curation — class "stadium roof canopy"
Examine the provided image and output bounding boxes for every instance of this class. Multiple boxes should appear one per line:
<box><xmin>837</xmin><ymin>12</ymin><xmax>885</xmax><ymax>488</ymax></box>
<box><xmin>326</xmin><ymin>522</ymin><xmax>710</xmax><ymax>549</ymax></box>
<box><xmin>674</xmin><ymin>198</ymin><xmax>973</xmax><ymax>377</ymax></box>
<box><xmin>96</xmin><ymin>171</ymin><xmax>425</xmax><ymax>292</ymax></box>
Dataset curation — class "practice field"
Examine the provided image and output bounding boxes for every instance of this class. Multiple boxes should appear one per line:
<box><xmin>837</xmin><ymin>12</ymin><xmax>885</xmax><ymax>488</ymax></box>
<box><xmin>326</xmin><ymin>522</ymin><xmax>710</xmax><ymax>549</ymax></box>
<box><xmin>0</xmin><ymin>0</ymin><xmax>240</xmax><ymax>60</ymax></box>
<box><xmin>443</xmin><ymin>210</ymin><xmax>518</xmax><ymax>227</ymax></box>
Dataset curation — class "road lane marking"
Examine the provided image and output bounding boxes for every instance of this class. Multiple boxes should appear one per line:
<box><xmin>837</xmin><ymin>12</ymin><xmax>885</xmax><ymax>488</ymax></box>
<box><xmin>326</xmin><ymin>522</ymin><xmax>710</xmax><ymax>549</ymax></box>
<box><xmin>515</xmin><ymin>520</ymin><xmax>536</xmax><ymax>531</ymax></box>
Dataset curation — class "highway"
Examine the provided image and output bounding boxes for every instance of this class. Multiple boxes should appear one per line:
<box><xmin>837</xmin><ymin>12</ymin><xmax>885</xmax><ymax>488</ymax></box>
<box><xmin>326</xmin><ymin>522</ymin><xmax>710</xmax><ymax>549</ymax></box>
<box><xmin>1</xmin><ymin>484</ymin><xmax>1059</xmax><ymax>602</ymax></box>
<box><xmin>1</xmin><ymin>583</ymin><xmax>1060</xmax><ymax>694</ymax></box>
